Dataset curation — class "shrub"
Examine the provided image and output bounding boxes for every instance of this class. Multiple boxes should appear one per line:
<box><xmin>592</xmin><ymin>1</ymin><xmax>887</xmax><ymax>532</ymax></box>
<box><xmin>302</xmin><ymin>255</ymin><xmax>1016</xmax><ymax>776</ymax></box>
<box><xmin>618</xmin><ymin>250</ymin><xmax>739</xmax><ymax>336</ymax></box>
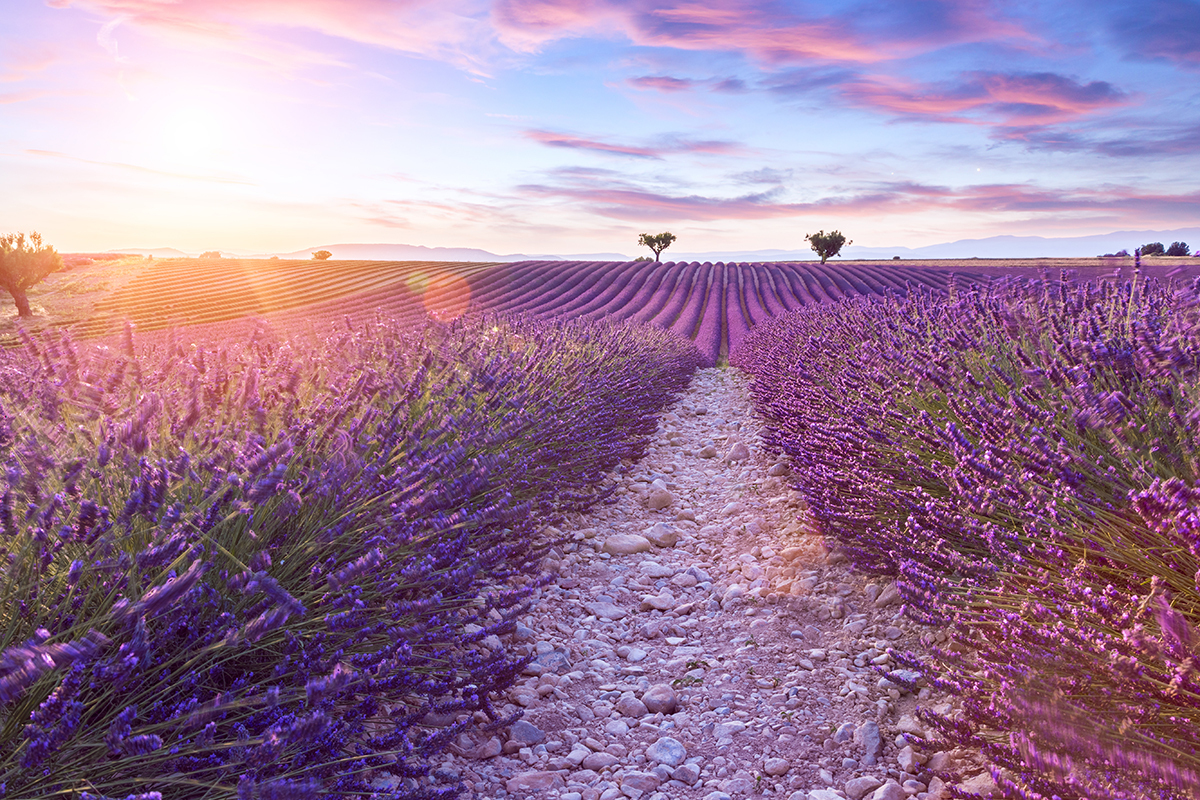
<box><xmin>1138</xmin><ymin>242</ymin><xmax>1166</xmax><ymax>256</ymax></box>
<box><xmin>1167</xmin><ymin>241</ymin><xmax>1191</xmax><ymax>256</ymax></box>
<box><xmin>311</xmin><ymin>250</ymin><xmax>332</xmax><ymax>261</ymax></box>
<box><xmin>198</xmin><ymin>251</ymin><xmax>222</xmax><ymax>259</ymax></box>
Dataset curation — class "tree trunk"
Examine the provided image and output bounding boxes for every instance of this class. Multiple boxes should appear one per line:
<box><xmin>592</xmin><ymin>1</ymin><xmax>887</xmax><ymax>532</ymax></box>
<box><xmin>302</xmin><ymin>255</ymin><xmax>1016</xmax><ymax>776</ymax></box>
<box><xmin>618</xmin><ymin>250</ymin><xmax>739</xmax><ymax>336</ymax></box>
<box><xmin>11</xmin><ymin>287</ymin><xmax>31</xmax><ymax>317</ymax></box>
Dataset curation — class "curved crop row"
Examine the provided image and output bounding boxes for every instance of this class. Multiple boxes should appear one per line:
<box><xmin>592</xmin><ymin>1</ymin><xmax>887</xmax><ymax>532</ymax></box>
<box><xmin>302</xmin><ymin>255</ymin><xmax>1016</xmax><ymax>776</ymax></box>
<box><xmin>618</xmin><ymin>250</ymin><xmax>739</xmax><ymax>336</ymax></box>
<box><xmin>56</xmin><ymin>258</ymin><xmax>1199</xmax><ymax>367</ymax></box>
<box><xmin>465</xmin><ymin>260</ymin><xmax>985</xmax><ymax>366</ymax></box>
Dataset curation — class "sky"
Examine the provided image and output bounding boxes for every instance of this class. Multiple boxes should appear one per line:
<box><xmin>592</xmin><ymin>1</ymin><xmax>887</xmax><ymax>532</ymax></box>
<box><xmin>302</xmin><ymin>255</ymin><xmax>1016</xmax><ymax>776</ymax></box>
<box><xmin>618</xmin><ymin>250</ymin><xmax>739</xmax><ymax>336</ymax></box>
<box><xmin>2</xmin><ymin>0</ymin><xmax>1199</xmax><ymax>257</ymax></box>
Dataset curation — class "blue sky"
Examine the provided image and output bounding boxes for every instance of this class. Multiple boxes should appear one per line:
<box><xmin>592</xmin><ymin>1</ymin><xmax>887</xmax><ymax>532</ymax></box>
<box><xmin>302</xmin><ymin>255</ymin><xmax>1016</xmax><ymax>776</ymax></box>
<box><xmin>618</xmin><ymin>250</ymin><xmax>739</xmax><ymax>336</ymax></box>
<box><xmin>2</xmin><ymin>0</ymin><xmax>1198</xmax><ymax>255</ymax></box>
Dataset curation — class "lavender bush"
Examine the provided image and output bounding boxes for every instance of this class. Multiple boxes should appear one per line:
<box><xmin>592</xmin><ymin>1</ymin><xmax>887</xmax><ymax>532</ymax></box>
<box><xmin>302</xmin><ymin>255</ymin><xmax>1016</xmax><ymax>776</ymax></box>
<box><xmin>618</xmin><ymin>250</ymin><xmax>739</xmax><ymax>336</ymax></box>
<box><xmin>0</xmin><ymin>311</ymin><xmax>700</xmax><ymax>799</ymax></box>
<box><xmin>733</xmin><ymin>267</ymin><xmax>1200</xmax><ymax>799</ymax></box>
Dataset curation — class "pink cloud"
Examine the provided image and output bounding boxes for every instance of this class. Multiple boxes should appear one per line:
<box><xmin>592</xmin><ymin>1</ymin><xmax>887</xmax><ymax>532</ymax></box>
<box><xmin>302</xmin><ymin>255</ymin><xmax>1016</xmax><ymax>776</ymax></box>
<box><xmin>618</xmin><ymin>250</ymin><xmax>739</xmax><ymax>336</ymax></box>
<box><xmin>57</xmin><ymin>0</ymin><xmax>495</xmax><ymax>73</ymax></box>
<box><xmin>516</xmin><ymin>173</ymin><xmax>1200</xmax><ymax>224</ymax></box>
<box><xmin>628</xmin><ymin>75</ymin><xmax>699</xmax><ymax>92</ymax></box>
<box><xmin>524</xmin><ymin>129</ymin><xmax>743</xmax><ymax>158</ymax></box>
<box><xmin>838</xmin><ymin>71</ymin><xmax>1130</xmax><ymax>126</ymax></box>
<box><xmin>495</xmin><ymin>0</ymin><xmax>1035</xmax><ymax>67</ymax></box>
<box><xmin>0</xmin><ymin>46</ymin><xmax>57</xmax><ymax>84</ymax></box>
<box><xmin>0</xmin><ymin>90</ymin><xmax>56</xmax><ymax>104</ymax></box>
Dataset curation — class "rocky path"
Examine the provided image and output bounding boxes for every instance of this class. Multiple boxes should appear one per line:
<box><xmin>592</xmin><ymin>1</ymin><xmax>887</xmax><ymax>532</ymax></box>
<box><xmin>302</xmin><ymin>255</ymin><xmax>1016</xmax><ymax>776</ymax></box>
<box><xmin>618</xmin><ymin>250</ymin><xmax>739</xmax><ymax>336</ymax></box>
<box><xmin>436</xmin><ymin>368</ymin><xmax>996</xmax><ymax>800</ymax></box>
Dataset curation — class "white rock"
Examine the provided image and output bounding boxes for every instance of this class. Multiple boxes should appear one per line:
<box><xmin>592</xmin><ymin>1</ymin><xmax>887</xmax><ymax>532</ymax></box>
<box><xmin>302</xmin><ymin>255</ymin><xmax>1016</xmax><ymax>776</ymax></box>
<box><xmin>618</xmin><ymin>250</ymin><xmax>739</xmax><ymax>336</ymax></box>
<box><xmin>724</xmin><ymin>441</ymin><xmax>750</xmax><ymax>462</ymax></box>
<box><xmin>585</xmin><ymin>602</ymin><xmax>628</xmax><ymax>620</ymax></box>
<box><xmin>644</xmin><ymin>522</ymin><xmax>680</xmax><ymax>547</ymax></box>
<box><xmin>764</xmin><ymin>757</ymin><xmax>791</xmax><ymax>776</ymax></box>
<box><xmin>602</xmin><ymin>534</ymin><xmax>652</xmax><ymax>555</ymax></box>
<box><xmin>647</xmin><ymin>489</ymin><xmax>674</xmax><ymax>510</ymax></box>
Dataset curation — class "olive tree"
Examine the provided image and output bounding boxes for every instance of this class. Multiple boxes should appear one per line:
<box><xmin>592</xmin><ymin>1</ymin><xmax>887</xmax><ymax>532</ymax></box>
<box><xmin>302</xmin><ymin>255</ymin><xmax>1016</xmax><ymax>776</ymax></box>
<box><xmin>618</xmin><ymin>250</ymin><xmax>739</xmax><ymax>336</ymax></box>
<box><xmin>0</xmin><ymin>232</ymin><xmax>63</xmax><ymax>317</ymax></box>
<box><xmin>805</xmin><ymin>230</ymin><xmax>851</xmax><ymax>263</ymax></box>
<box><xmin>637</xmin><ymin>233</ymin><xmax>676</xmax><ymax>262</ymax></box>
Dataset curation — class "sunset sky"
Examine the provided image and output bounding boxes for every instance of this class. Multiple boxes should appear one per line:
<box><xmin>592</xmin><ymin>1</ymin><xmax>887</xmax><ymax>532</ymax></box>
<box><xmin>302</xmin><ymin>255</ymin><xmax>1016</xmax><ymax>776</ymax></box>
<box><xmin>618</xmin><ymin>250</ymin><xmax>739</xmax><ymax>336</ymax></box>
<box><xmin>3</xmin><ymin>0</ymin><xmax>1199</xmax><ymax>256</ymax></box>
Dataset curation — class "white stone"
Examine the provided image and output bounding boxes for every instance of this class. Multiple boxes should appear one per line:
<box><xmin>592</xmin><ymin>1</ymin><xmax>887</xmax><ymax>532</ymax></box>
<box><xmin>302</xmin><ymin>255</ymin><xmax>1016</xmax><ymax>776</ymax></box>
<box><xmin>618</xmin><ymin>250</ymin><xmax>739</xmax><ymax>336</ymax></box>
<box><xmin>644</xmin><ymin>522</ymin><xmax>680</xmax><ymax>546</ymax></box>
<box><xmin>602</xmin><ymin>534</ymin><xmax>653</xmax><ymax>555</ymax></box>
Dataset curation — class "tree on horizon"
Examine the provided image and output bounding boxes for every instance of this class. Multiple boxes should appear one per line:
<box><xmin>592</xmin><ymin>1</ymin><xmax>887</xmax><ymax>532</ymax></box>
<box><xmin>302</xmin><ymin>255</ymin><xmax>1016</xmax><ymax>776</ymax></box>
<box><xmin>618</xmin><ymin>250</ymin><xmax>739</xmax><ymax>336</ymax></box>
<box><xmin>638</xmin><ymin>232</ymin><xmax>676</xmax><ymax>262</ymax></box>
<box><xmin>0</xmin><ymin>232</ymin><xmax>63</xmax><ymax>318</ymax></box>
<box><xmin>805</xmin><ymin>230</ymin><xmax>851</xmax><ymax>263</ymax></box>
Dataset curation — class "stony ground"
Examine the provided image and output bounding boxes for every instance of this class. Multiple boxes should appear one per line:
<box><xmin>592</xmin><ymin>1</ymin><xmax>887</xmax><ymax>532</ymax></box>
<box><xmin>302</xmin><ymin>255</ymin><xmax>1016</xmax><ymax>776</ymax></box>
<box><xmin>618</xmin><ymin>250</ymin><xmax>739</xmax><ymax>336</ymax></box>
<box><xmin>431</xmin><ymin>368</ymin><xmax>998</xmax><ymax>800</ymax></box>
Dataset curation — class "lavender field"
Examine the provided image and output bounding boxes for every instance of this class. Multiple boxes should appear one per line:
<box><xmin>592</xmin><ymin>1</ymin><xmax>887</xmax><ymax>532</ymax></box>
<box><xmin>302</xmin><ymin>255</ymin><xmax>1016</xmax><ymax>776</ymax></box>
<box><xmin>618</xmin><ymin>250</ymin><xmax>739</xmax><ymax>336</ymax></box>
<box><xmin>3</xmin><ymin>255</ymin><xmax>1200</xmax><ymax>799</ymax></box>
<box><xmin>733</xmin><ymin>263</ymin><xmax>1200</xmax><ymax>800</ymax></box>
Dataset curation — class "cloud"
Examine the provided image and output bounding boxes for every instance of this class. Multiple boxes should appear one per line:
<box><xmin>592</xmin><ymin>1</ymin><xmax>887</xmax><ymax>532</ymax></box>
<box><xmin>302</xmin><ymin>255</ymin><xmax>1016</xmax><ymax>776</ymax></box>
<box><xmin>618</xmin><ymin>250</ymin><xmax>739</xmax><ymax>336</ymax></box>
<box><xmin>515</xmin><ymin>169</ymin><xmax>1200</xmax><ymax>224</ymax></box>
<box><xmin>712</xmin><ymin>77</ymin><xmax>747</xmax><ymax>93</ymax></box>
<box><xmin>628</xmin><ymin>75</ymin><xmax>699</xmax><ymax>92</ymax></box>
<box><xmin>57</xmin><ymin>0</ymin><xmax>497</xmax><ymax>74</ymax></box>
<box><xmin>625</xmin><ymin>74</ymin><xmax>752</xmax><ymax>94</ymax></box>
<box><xmin>732</xmin><ymin>167</ymin><xmax>793</xmax><ymax>185</ymax></box>
<box><xmin>837</xmin><ymin>70</ymin><xmax>1130</xmax><ymax>126</ymax></box>
<box><xmin>1109</xmin><ymin>0</ymin><xmax>1200</xmax><ymax>68</ymax></box>
<box><xmin>999</xmin><ymin>123</ymin><xmax>1200</xmax><ymax>158</ymax></box>
<box><xmin>0</xmin><ymin>46</ymin><xmax>57</xmax><ymax>84</ymax></box>
<box><xmin>524</xmin><ymin>129</ymin><xmax>744</xmax><ymax>158</ymax></box>
<box><xmin>495</xmin><ymin>0</ymin><xmax>1036</xmax><ymax>67</ymax></box>
<box><xmin>765</xmin><ymin>66</ymin><xmax>857</xmax><ymax>96</ymax></box>
<box><xmin>25</xmin><ymin>148</ymin><xmax>255</xmax><ymax>185</ymax></box>
<box><xmin>0</xmin><ymin>90</ymin><xmax>56</xmax><ymax>104</ymax></box>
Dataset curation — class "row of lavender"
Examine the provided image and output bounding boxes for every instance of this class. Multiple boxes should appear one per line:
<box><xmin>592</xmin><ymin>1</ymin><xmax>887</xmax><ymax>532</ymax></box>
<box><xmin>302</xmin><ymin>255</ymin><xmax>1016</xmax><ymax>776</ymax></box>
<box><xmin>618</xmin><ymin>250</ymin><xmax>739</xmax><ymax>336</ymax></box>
<box><xmin>0</xmin><ymin>312</ymin><xmax>701</xmax><ymax>799</ymax></box>
<box><xmin>732</xmin><ymin>267</ymin><xmax>1200</xmax><ymax>800</ymax></box>
<box><xmin>467</xmin><ymin>260</ymin><xmax>967</xmax><ymax>366</ymax></box>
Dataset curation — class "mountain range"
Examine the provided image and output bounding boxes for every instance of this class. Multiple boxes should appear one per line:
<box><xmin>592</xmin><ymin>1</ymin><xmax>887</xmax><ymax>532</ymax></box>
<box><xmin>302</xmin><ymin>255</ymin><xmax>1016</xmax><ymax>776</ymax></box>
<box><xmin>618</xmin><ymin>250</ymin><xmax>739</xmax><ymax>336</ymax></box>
<box><xmin>107</xmin><ymin>227</ymin><xmax>1200</xmax><ymax>262</ymax></box>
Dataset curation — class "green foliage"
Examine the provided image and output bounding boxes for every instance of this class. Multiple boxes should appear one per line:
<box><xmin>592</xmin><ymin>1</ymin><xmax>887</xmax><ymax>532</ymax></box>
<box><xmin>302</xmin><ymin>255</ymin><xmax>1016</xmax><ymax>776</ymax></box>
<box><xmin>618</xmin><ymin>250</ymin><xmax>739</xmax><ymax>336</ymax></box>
<box><xmin>0</xmin><ymin>231</ymin><xmax>63</xmax><ymax>317</ymax></box>
<box><xmin>804</xmin><ymin>230</ymin><xmax>851</xmax><ymax>263</ymax></box>
<box><xmin>311</xmin><ymin>250</ymin><xmax>332</xmax><ymax>261</ymax></box>
<box><xmin>633</xmin><ymin>255</ymin><xmax>653</xmax><ymax>262</ymax></box>
<box><xmin>1138</xmin><ymin>242</ymin><xmax>1166</xmax><ymax>256</ymax></box>
<box><xmin>1167</xmin><ymin>241</ymin><xmax>1191</xmax><ymax>256</ymax></box>
<box><xmin>637</xmin><ymin>232</ymin><xmax>676</xmax><ymax>262</ymax></box>
<box><xmin>198</xmin><ymin>251</ymin><xmax>222</xmax><ymax>259</ymax></box>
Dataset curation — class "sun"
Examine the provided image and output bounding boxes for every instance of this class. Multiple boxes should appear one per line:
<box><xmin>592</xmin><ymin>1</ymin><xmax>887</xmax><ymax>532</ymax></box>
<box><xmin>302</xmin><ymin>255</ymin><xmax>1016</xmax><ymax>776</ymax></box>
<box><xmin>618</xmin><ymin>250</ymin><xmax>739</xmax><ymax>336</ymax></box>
<box><xmin>162</xmin><ymin>107</ymin><xmax>223</xmax><ymax>160</ymax></box>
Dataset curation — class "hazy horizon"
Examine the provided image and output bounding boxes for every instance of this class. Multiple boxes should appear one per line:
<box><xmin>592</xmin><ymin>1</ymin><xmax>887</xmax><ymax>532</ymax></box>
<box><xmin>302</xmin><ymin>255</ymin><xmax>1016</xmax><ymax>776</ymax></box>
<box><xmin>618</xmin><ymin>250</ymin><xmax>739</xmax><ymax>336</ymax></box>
<box><xmin>4</xmin><ymin>1</ymin><xmax>1198</xmax><ymax>255</ymax></box>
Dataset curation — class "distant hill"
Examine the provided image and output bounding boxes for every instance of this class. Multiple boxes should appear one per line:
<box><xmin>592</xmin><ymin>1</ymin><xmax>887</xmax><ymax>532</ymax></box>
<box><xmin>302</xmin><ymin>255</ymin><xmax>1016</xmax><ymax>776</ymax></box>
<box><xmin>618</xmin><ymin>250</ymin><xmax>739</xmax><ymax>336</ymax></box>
<box><xmin>103</xmin><ymin>227</ymin><xmax>1199</xmax><ymax>262</ymax></box>
<box><xmin>252</xmin><ymin>243</ymin><xmax>630</xmax><ymax>262</ymax></box>
<box><xmin>105</xmin><ymin>247</ymin><xmax>191</xmax><ymax>258</ymax></box>
<box><xmin>671</xmin><ymin>227</ymin><xmax>1200</xmax><ymax>262</ymax></box>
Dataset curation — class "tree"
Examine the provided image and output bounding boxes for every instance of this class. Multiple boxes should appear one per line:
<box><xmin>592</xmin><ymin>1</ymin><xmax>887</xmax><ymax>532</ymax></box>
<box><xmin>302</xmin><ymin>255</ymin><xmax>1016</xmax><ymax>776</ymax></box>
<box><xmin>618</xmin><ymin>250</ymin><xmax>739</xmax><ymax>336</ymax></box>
<box><xmin>637</xmin><ymin>233</ymin><xmax>676</xmax><ymax>262</ymax></box>
<box><xmin>1138</xmin><ymin>242</ymin><xmax>1165</xmax><ymax>256</ymax></box>
<box><xmin>0</xmin><ymin>232</ymin><xmax>63</xmax><ymax>318</ymax></box>
<box><xmin>199</xmin><ymin>250</ymin><xmax>222</xmax><ymax>259</ymax></box>
<box><xmin>312</xmin><ymin>250</ymin><xmax>332</xmax><ymax>261</ymax></box>
<box><xmin>1167</xmin><ymin>241</ymin><xmax>1191</xmax><ymax>256</ymax></box>
<box><xmin>805</xmin><ymin>230</ymin><xmax>852</xmax><ymax>263</ymax></box>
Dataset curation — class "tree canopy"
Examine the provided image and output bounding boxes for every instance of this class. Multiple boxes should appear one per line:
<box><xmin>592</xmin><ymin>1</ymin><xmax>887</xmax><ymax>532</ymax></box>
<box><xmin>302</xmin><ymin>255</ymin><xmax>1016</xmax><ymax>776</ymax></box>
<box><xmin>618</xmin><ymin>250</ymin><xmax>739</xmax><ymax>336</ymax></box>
<box><xmin>637</xmin><ymin>233</ymin><xmax>676</xmax><ymax>262</ymax></box>
<box><xmin>805</xmin><ymin>230</ymin><xmax>851</xmax><ymax>263</ymax></box>
<box><xmin>0</xmin><ymin>232</ymin><xmax>63</xmax><ymax>317</ymax></box>
<box><xmin>312</xmin><ymin>250</ymin><xmax>332</xmax><ymax>260</ymax></box>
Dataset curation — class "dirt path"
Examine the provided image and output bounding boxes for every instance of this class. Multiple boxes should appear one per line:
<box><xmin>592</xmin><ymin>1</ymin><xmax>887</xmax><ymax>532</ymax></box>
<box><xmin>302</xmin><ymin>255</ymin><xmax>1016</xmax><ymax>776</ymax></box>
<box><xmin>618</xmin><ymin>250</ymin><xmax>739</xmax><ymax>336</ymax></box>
<box><xmin>418</xmin><ymin>367</ymin><xmax>994</xmax><ymax>800</ymax></box>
